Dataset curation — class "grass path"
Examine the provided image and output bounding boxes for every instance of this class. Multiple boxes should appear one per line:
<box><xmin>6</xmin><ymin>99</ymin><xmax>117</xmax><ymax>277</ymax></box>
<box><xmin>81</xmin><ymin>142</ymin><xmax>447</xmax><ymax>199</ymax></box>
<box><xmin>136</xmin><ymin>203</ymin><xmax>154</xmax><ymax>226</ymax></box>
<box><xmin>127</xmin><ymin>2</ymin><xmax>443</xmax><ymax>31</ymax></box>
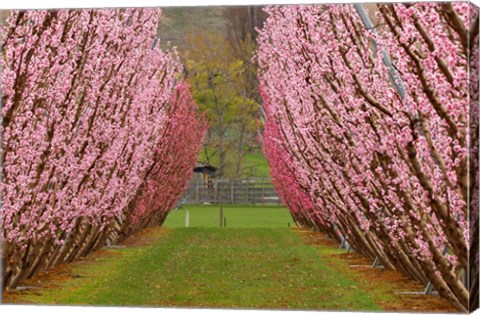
<box><xmin>6</xmin><ymin>227</ymin><xmax>383</xmax><ymax>310</ymax></box>
<box><xmin>4</xmin><ymin>206</ymin><xmax>456</xmax><ymax>312</ymax></box>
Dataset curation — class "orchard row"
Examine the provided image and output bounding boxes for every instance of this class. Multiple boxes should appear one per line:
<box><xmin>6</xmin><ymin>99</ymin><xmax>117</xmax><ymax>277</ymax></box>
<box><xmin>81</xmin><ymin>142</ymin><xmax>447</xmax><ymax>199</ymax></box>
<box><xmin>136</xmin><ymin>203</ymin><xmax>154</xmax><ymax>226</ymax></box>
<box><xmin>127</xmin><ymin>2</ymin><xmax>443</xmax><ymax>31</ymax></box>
<box><xmin>258</xmin><ymin>3</ymin><xmax>478</xmax><ymax>311</ymax></box>
<box><xmin>1</xmin><ymin>9</ymin><xmax>206</xmax><ymax>289</ymax></box>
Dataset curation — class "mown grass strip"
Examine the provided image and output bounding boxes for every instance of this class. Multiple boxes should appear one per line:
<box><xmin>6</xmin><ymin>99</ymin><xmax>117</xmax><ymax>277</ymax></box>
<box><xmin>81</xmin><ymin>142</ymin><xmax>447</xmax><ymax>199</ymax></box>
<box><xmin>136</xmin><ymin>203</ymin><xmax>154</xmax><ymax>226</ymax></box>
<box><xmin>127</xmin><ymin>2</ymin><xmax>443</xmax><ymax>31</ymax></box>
<box><xmin>6</xmin><ymin>227</ymin><xmax>382</xmax><ymax>311</ymax></box>
<box><xmin>164</xmin><ymin>204</ymin><xmax>295</xmax><ymax>228</ymax></box>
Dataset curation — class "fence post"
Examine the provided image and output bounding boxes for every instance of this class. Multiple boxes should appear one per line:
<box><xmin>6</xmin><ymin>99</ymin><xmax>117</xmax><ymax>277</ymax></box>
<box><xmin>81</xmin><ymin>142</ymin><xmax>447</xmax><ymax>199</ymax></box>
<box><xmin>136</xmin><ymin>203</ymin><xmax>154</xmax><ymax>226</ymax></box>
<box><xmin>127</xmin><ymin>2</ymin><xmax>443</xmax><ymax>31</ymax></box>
<box><xmin>185</xmin><ymin>209</ymin><xmax>190</xmax><ymax>228</ymax></box>
<box><xmin>218</xmin><ymin>178</ymin><xmax>224</xmax><ymax>226</ymax></box>
<box><xmin>246</xmin><ymin>180</ymin><xmax>250</xmax><ymax>204</ymax></box>
<box><xmin>261</xmin><ymin>178</ymin><xmax>265</xmax><ymax>206</ymax></box>
<box><xmin>230</xmin><ymin>179</ymin><xmax>234</xmax><ymax>204</ymax></box>
<box><xmin>195</xmin><ymin>181</ymin><xmax>199</xmax><ymax>203</ymax></box>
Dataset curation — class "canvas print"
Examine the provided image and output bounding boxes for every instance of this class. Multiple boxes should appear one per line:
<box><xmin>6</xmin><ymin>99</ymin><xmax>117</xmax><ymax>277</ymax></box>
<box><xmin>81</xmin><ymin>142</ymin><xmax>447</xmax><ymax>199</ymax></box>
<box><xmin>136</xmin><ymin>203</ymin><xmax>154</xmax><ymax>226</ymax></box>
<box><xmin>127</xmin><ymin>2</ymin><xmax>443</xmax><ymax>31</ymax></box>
<box><xmin>0</xmin><ymin>2</ymin><xmax>479</xmax><ymax>313</ymax></box>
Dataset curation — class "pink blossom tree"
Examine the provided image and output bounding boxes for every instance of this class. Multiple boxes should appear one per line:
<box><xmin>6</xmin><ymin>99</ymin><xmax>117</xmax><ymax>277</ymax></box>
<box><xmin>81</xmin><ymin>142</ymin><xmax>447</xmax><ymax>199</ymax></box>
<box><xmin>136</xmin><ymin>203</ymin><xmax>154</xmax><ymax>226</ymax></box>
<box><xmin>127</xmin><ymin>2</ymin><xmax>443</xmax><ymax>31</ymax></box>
<box><xmin>257</xmin><ymin>3</ymin><xmax>478</xmax><ymax>311</ymax></box>
<box><xmin>115</xmin><ymin>82</ymin><xmax>207</xmax><ymax>240</ymax></box>
<box><xmin>1</xmin><ymin>9</ymin><xmax>205</xmax><ymax>289</ymax></box>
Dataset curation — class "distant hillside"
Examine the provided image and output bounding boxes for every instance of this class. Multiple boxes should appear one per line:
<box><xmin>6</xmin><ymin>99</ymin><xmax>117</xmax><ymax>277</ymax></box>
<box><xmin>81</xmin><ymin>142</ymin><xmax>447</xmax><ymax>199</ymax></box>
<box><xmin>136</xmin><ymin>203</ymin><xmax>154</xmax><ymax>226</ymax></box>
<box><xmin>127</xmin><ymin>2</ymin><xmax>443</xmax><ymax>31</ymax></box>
<box><xmin>157</xmin><ymin>6</ymin><xmax>227</xmax><ymax>51</ymax></box>
<box><xmin>1</xmin><ymin>10</ymin><xmax>10</xmax><ymax>24</ymax></box>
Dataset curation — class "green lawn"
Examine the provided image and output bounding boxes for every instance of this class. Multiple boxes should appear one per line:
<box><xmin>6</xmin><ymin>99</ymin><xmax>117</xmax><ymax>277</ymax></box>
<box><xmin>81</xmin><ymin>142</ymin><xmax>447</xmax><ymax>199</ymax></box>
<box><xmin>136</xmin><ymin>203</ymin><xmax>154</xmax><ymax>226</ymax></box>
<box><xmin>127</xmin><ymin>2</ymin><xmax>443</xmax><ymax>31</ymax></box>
<box><xmin>242</xmin><ymin>150</ymin><xmax>271</xmax><ymax>177</ymax></box>
<box><xmin>9</xmin><ymin>227</ymin><xmax>383</xmax><ymax>311</ymax></box>
<box><xmin>164</xmin><ymin>204</ymin><xmax>294</xmax><ymax>228</ymax></box>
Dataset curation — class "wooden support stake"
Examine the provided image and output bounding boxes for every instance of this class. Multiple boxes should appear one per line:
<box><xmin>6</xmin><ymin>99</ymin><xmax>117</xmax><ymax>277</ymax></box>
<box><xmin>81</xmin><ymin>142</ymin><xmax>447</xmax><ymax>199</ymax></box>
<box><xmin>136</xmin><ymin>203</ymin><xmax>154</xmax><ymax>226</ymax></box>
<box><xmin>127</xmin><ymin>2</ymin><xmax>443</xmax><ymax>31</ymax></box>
<box><xmin>219</xmin><ymin>205</ymin><xmax>223</xmax><ymax>227</ymax></box>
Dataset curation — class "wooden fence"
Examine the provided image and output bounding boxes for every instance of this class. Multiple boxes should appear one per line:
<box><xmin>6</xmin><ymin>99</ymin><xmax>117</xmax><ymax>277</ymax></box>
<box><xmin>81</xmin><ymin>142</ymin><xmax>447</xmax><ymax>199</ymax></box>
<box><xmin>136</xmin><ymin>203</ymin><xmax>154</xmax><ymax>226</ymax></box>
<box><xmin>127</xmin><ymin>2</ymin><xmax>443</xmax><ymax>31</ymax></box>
<box><xmin>183</xmin><ymin>178</ymin><xmax>281</xmax><ymax>205</ymax></box>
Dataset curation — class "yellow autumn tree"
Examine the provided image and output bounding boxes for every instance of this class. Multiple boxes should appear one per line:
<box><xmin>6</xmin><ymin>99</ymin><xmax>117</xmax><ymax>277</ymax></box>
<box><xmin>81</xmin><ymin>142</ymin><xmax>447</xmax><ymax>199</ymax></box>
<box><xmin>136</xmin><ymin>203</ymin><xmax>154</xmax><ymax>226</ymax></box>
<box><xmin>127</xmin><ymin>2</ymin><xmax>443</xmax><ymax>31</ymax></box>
<box><xmin>183</xmin><ymin>29</ymin><xmax>259</xmax><ymax>177</ymax></box>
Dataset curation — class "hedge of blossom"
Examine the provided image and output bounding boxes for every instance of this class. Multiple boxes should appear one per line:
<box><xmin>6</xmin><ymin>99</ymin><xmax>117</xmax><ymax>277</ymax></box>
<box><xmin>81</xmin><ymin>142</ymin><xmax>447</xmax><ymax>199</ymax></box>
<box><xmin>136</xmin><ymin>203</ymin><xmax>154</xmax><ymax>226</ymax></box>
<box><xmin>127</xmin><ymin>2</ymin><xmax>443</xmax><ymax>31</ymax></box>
<box><xmin>1</xmin><ymin>9</ymin><xmax>206</xmax><ymax>289</ymax></box>
<box><xmin>257</xmin><ymin>3</ymin><xmax>478</xmax><ymax>311</ymax></box>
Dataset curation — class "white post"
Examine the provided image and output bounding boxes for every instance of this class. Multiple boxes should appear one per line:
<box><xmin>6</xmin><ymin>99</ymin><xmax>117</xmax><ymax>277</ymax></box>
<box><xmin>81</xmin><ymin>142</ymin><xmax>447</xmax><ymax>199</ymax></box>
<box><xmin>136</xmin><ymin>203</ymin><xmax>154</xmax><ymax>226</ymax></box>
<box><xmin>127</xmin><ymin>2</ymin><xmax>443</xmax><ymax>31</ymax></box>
<box><xmin>185</xmin><ymin>209</ymin><xmax>190</xmax><ymax>228</ymax></box>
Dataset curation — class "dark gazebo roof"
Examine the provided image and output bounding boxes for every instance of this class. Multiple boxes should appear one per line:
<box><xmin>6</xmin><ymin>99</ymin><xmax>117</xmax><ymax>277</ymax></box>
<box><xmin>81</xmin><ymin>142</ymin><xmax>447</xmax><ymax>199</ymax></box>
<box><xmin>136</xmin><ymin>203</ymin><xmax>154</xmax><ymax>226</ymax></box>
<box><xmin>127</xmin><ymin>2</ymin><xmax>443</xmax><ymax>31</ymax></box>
<box><xmin>193</xmin><ymin>163</ymin><xmax>218</xmax><ymax>177</ymax></box>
